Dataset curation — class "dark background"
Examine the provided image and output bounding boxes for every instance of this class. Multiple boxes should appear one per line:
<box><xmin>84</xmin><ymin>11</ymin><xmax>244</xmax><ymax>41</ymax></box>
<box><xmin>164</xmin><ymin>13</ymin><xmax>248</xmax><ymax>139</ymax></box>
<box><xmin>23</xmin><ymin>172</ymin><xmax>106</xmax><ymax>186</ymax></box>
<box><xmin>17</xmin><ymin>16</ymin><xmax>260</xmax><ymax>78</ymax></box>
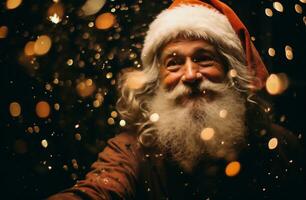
<box><xmin>1</xmin><ymin>0</ymin><xmax>305</xmax><ymax>199</ymax></box>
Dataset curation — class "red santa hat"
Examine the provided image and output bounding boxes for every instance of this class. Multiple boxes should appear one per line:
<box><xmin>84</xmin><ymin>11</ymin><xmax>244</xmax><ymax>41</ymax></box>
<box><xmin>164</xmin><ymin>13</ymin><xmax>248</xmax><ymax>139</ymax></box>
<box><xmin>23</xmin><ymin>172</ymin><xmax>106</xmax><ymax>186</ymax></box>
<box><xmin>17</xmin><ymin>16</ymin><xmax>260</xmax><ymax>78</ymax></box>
<box><xmin>141</xmin><ymin>0</ymin><xmax>269</xmax><ymax>89</ymax></box>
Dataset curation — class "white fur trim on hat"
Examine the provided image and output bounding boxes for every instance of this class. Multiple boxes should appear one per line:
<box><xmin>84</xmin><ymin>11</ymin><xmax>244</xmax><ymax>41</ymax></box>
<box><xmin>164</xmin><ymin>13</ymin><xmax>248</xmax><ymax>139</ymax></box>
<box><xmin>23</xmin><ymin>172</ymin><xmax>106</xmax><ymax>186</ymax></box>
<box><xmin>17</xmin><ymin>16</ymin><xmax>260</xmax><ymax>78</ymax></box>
<box><xmin>141</xmin><ymin>4</ymin><xmax>245</xmax><ymax>68</ymax></box>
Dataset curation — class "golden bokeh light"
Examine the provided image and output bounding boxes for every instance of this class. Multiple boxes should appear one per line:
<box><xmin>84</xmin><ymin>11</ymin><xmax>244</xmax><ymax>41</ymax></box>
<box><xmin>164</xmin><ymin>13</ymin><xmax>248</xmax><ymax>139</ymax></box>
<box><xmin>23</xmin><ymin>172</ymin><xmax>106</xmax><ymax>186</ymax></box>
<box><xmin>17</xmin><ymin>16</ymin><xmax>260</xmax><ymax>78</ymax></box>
<box><xmin>95</xmin><ymin>93</ymin><xmax>104</xmax><ymax>102</ymax></box>
<box><xmin>111</xmin><ymin>111</ymin><xmax>118</xmax><ymax>118</ymax></box>
<box><xmin>268</xmin><ymin>137</ymin><xmax>278</xmax><ymax>150</ymax></box>
<box><xmin>76</xmin><ymin>79</ymin><xmax>96</xmax><ymax>98</ymax></box>
<box><xmin>219</xmin><ymin>109</ymin><xmax>228</xmax><ymax>118</ymax></box>
<box><xmin>75</xmin><ymin>133</ymin><xmax>82</xmax><ymax>141</ymax></box>
<box><xmin>27</xmin><ymin>127</ymin><xmax>34</xmax><ymax>133</ymax></box>
<box><xmin>35</xmin><ymin>101</ymin><xmax>51</xmax><ymax>118</ymax></box>
<box><xmin>45</xmin><ymin>83</ymin><xmax>52</xmax><ymax>91</ymax></box>
<box><xmin>228</xmin><ymin>69</ymin><xmax>237</xmax><ymax>78</ymax></box>
<box><xmin>273</xmin><ymin>2</ymin><xmax>284</xmax><ymax>12</ymax></box>
<box><xmin>67</xmin><ymin>59</ymin><xmax>73</xmax><ymax>66</ymax></box>
<box><xmin>225</xmin><ymin>161</ymin><xmax>241</xmax><ymax>177</ymax></box>
<box><xmin>295</xmin><ymin>4</ymin><xmax>303</xmax><ymax>14</ymax></box>
<box><xmin>80</xmin><ymin>0</ymin><xmax>106</xmax><ymax>16</ymax></box>
<box><xmin>265</xmin><ymin>73</ymin><xmax>289</xmax><ymax>95</ymax></box>
<box><xmin>265</xmin><ymin>8</ymin><xmax>273</xmax><ymax>17</ymax></box>
<box><xmin>34</xmin><ymin>35</ymin><xmax>52</xmax><ymax>55</ymax></box>
<box><xmin>9</xmin><ymin>102</ymin><xmax>21</xmax><ymax>117</ymax></box>
<box><xmin>93</xmin><ymin>100</ymin><xmax>101</xmax><ymax>107</ymax></box>
<box><xmin>47</xmin><ymin>3</ymin><xmax>64</xmax><ymax>24</ymax></box>
<box><xmin>280</xmin><ymin>115</ymin><xmax>286</xmax><ymax>122</ymax></box>
<box><xmin>41</xmin><ymin>139</ymin><xmax>48</xmax><ymax>148</ymax></box>
<box><xmin>6</xmin><ymin>0</ymin><xmax>22</xmax><ymax>10</ymax></box>
<box><xmin>33</xmin><ymin>125</ymin><xmax>40</xmax><ymax>133</ymax></box>
<box><xmin>268</xmin><ymin>48</ymin><xmax>276</xmax><ymax>57</ymax></box>
<box><xmin>119</xmin><ymin>120</ymin><xmax>126</xmax><ymax>127</ymax></box>
<box><xmin>201</xmin><ymin>127</ymin><xmax>215</xmax><ymax>141</ymax></box>
<box><xmin>285</xmin><ymin>45</ymin><xmax>294</xmax><ymax>60</ymax></box>
<box><xmin>0</xmin><ymin>26</ymin><xmax>8</xmax><ymax>39</ymax></box>
<box><xmin>150</xmin><ymin>113</ymin><xmax>160</xmax><ymax>122</ymax></box>
<box><xmin>107</xmin><ymin>117</ymin><xmax>115</xmax><ymax>125</ymax></box>
<box><xmin>95</xmin><ymin>13</ymin><xmax>116</xmax><ymax>30</ymax></box>
<box><xmin>106</xmin><ymin>72</ymin><xmax>113</xmax><ymax>79</ymax></box>
<box><xmin>24</xmin><ymin>41</ymin><xmax>35</xmax><ymax>56</ymax></box>
<box><xmin>49</xmin><ymin>14</ymin><xmax>61</xmax><ymax>24</ymax></box>
<box><xmin>300</xmin><ymin>0</ymin><xmax>306</xmax><ymax>3</ymax></box>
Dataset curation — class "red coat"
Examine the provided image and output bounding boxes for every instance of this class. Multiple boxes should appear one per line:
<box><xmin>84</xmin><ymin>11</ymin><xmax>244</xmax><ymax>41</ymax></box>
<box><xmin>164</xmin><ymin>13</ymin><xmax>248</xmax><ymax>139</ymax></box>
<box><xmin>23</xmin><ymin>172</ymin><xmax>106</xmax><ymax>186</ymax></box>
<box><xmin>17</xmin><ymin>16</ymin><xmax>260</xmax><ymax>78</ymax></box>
<box><xmin>48</xmin><ymin>124</ymin><xmax>305</xmax><ymax>200</ymax></box>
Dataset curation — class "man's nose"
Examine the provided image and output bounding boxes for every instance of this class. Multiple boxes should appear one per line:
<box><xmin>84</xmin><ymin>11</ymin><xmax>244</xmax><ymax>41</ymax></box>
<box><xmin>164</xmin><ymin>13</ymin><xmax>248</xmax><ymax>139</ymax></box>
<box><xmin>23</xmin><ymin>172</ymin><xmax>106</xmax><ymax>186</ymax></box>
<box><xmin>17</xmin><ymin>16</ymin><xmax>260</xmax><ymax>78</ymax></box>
<box><xmin>182</xmin><ymin>58</ymin><xmax>202</xmax><ymax>83</ymax></box>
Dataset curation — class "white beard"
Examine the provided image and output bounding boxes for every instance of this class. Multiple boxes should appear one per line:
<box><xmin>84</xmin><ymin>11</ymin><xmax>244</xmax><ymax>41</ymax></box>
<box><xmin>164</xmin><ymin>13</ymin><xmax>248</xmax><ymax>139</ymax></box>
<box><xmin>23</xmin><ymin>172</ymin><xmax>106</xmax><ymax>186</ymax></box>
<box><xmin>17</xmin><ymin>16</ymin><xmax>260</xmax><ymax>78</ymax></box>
<box><xmin>148</xmin><ymin>80</ymin><xmax>246</xmax><ymax>172</ymax></box>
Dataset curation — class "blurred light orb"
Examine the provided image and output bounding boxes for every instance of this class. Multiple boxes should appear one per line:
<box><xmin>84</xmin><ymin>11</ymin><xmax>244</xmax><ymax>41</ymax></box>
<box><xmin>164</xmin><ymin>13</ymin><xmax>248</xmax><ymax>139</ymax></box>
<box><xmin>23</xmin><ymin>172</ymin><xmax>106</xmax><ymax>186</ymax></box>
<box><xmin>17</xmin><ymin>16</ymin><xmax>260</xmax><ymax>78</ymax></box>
<box><xmin>285</xmin><ymin>45</ymin><xmax>294</xmax><ymax>60</ymax></box>
<box><xmin>219</xmin><ymin>109</ymin><xmax>228</xmax><ymax>118</ymax></box>
<box><xmin>95</xmin><ymin>13</ymin><xmax>116</xmax><ymax>30</ymax></box>
<box><xmin>9</xmin><ymin>102</ymin><xmax>21</xmax><ymax>117</ymax></box>
<box><xmin>27</xmin><ymin>127</ymin><xmax>34</xmax><ymax>133</ymax></box>
<box><xmin>225</xmin><ymin>161</ymin><xmax>241</xmax><ymax>177</ymax></box>
<box><xmin>111</xmin><ymin>111</ymin><xmax>118</xmax><ymax>118</ymax></box>
<box><xmin>24</xmin><ymin>41</ymin><xmax>35</xmax><ymax>56</ymax></box>
<box><xmin>228</xmin><ymin>69</ymin><xmax>237</xmax><ymax>78</ymax></box>
<box><xmin>107</xmin><ymin>117</ymin><xmax>115</xmax><ymax>125</ymax></box>
<box><xmin>49</xmin><ymin>14</ymin><xmax>61</xmax><ymax>24</ymax></box>
<box><xmin>67</xmin><ymin>59</ymin><xmax>73</xmax><ymax>66</ymax></box>
<box><xmin>150</xmin><ymin>113</ymin><xmax>160</xmax><ymax>122</ymax></box>
<box><xmin>265</xmin><ymin>73</ymin><xmax>289</xmax><ymax>95</ymax></box>
<box><xmin>47</xmin><ymin>3</ymin><xmax>64</xmax><ymax>24</ymax></box>
<box><xmin>268</xmin><ymin>137</ymin><xmax>278</xmax><ymax>150</ymax></box>
<box><xmin>93</xmin><ymin>100</ymin><xmax>101</xmax><ymax>107</ymax></box>
<box><xmin>33</xmin><ymin>125</ymin><xmax>40</xmax><ymax>133</ymax></box>
<box><xmin>41</xmin><ymin>139</ymin><xmax>48</xmax><ymax>148</ymax></box>
<box><xmin>45</xmin><ymin>83</ymin><xmax>52</xmax><ymax>91</ymax></box>
<box><xmin>280</xmin><ymin>115</ymin><xmax>286</xmax><ymax>122</ymax></box>
<box><xmin>34</xmin><ymin>35</ymin><xmax>52</xmax><ymax>55</ymax></box>
<box><xmin>300</xmin><ymin>0</ymin><xmax>306</xmax><ymax>3</ymax></box>
<box><xmin>201</xmin><ymin>127</ymin><xmax>215</xmax><ymax>141</ymax></box>
<box><xmin>6</xmin><ymin>0</ymin><xmax>22</xmax><ymax>10</ymax></box>
<box><xmin>106</xmin><ymin>72</ymin><xmax>113</xmax><ymax>79</ymax></box>
<box><xmin>268</xmin><ymin>48</ymin><xmax>276</xmax><ymax>57</ymax></box>
<box><xmin>76</xmin><ymin>79</ymin><xmax>96</xmax><ymax>97</ymax></box>
<box><xmin>36</xmin><ymin>101</ymin><xmax>51</xmax><ymax>118</ymax></box>
<box><xmin>119</xmin><ymin>120</ymin><xmax>126</xmax><ymax>127</ymax></box>
<box><xmin>273</xmin><ymin>2</ymin><xmax>284</xmax><ymax>12</ymax></box>
<box><xmin>75</xmin><ymin>133</ymin><xmax>82</xmax><ymax>141</ymax></box>
<box><xmin>81</xmin><ymin>0</ymin><xmax>106</xmax><ymax>16</ymax></box>
<box><xmin>265</xmin><ymin>8</ymin><xmax>273</xmax><ymax>17</ymax></box>
<box><xmin>295</xmin><ymin>4</ymin><xmax>303</xmax><ymax>14</ymax></box>
<box><xmin>0</xmin><ymin>26</ymin><xmax>8</xmax><ymax>38</ymax></box>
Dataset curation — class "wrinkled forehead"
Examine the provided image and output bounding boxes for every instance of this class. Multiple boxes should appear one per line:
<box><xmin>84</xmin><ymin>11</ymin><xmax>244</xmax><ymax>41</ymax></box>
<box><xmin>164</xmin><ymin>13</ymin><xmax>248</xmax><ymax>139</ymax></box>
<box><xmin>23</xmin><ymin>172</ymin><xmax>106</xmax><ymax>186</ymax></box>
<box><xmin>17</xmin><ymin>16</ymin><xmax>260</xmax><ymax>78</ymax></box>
<box><xmin>156</xmin><ymin>33</ymin><xmax>217</xmax><ymax>61</ymax></box>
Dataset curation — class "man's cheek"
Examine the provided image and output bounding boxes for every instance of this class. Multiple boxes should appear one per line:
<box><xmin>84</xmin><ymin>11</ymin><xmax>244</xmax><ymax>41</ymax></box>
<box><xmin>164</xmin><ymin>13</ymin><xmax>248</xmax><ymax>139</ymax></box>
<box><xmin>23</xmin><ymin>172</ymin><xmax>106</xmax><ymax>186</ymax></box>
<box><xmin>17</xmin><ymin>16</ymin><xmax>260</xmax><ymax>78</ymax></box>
<box><xmin>162</xmin><ymin>74</ymin><xmax>182</xmax><ymax>89</ymax></box>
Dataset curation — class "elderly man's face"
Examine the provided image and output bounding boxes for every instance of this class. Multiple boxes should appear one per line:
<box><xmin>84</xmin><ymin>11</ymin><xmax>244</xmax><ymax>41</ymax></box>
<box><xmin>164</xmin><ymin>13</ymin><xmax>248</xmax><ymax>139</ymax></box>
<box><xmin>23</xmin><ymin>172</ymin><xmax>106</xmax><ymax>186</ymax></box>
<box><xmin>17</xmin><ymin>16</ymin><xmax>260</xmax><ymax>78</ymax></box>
<box><xmin>159</xmin><ymin>39</ymin><xmax>226</xmax><ymax>90</ymax></box>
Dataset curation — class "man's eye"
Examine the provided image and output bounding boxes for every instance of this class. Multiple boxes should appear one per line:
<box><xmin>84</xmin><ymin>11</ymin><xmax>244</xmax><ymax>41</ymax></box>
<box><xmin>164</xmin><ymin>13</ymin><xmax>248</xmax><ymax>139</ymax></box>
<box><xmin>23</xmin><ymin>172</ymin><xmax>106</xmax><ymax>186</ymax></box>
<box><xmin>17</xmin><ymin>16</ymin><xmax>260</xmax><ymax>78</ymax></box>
<box><xmin>192</xmin><ymin>55</ymin><xmax>213</xmax><ymax>63</ymax></box>
<box><xmin>166</xmin><ymin>59</ymin><xmax>178</xmax><ymax>67</ymax></box>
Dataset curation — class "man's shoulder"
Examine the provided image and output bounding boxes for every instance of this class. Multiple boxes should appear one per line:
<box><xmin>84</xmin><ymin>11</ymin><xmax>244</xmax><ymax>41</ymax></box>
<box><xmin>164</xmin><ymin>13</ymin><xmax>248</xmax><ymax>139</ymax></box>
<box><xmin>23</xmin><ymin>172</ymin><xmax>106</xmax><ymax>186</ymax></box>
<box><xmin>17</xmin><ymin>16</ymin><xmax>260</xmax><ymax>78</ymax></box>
<box><xmin>110</xmin><ymin>131</ymin><xmax>139</xmax><ymax>143</ymax></box>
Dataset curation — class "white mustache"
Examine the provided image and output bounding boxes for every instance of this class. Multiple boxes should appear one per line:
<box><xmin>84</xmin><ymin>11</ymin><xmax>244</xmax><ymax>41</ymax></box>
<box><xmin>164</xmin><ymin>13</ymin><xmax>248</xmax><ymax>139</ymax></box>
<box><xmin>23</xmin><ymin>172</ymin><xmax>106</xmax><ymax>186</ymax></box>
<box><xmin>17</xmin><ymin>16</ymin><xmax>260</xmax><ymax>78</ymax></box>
<box><xmin>163</xmin><ymin>80</ymin><xmax>230</xmax><ymax>101</ymax></box>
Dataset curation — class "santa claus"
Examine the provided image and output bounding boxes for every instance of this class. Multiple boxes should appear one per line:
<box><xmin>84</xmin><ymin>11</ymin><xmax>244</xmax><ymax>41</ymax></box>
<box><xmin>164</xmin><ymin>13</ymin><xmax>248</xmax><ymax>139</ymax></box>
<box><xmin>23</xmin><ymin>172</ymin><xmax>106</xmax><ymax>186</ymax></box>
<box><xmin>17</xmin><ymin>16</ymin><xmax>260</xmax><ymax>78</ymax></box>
<box><xmin>48</xmin><ymin>0</ymin><xmax>304</xmax><ymax>199</ymax></box>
